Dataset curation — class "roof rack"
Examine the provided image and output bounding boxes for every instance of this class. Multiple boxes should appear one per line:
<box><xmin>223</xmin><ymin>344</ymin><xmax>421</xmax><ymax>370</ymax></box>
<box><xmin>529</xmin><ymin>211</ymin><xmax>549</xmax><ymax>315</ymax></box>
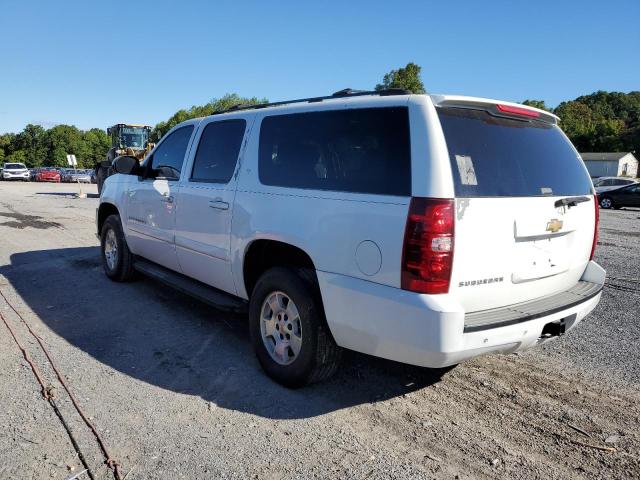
<box><xmin>220</xmin><ymin>88</ymin><xmax>411</xmax><ymax>115</ymax></box>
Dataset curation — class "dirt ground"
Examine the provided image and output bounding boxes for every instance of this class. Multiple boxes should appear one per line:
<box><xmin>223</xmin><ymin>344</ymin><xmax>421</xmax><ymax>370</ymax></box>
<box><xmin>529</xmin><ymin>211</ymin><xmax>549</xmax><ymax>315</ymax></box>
<box><xmin>0</xmin><ymin>181</ymin><xmax>638</xmax><ymax>479</ymax></box>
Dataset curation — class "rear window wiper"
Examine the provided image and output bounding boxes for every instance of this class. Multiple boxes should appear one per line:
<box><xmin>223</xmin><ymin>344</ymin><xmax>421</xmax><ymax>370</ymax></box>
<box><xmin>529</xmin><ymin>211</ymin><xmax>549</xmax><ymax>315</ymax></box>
<box><xmin>554</xmin><ymin>196</ymin><xmax>591</xmax><ymax>209</ymax></box>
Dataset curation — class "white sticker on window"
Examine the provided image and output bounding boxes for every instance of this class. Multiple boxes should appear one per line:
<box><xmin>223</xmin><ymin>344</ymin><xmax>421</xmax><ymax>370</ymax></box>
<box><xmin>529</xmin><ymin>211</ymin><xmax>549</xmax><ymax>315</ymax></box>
<box><xmin>541</xmin><ymin>187</ymin><xmax>553</xmax><ymax>195</ymax></box>
<box><xmin>455</xmin><ymin>155</ymin><xmax>477</xmax><ymax>185</ymax></box>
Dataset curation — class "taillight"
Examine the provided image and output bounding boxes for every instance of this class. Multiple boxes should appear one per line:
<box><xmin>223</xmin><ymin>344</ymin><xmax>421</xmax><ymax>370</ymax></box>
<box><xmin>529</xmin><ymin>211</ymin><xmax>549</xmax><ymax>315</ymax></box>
<box><xmin>495</xmin><ymin>104</ymin><xmax>541</xmax><ymax>118</ymax></box>
<box><xmin>590</xmin><ymin>195</ymin><xmax>599</xmax><ymax>260</ymax></box>
<box><xmin>401</xmin><ymin>197</ymin><xmax>455</xmax><ymax>294</ymax></box>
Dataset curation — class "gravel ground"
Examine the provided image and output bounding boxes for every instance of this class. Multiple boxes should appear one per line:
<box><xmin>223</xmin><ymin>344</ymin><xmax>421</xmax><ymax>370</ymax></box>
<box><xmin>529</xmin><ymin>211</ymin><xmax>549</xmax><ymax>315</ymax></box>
<box><xmin>0</xmin><ymin>182</ymin><xmax>639</xmax><ymax>479</ymax></box>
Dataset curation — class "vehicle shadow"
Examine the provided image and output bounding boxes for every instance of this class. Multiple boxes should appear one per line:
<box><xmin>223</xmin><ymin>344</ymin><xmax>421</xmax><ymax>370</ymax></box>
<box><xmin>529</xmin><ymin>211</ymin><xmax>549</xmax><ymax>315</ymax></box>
<box><xmin>0</xmin><ymin>247</ymin><xmax>450</xmax><ymax>420</ymax></box>
<box><xmin>35</xmin><ymin>192</ymin><xmax>99</xmax><ymax>198</ymax></box>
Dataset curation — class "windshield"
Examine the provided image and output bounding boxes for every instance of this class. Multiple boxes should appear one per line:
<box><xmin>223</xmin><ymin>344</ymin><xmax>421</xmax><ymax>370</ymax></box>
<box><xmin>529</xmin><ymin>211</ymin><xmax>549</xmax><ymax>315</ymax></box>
<box><xmin>118</xmin><ymin>127</ymin><xmax>148</xmax><ymax>149</ymax></box>
<box><xmin>437</xmin><ymin>107</ymin><xmax>593</xmax><ymax>197</ymax></box>
<box><xmin>4</xmin><ymin>163</ymin><xmax>26</xmax><ymax>169</ymax></box>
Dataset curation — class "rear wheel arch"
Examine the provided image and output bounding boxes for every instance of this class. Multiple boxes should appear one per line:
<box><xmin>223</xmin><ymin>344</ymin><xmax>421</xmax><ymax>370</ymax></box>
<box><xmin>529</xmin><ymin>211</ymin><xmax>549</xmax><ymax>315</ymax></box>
<box><xmin>242</xmin><ymin>239</ymin><xmax>318</xmax><ymax>299</ymax></box>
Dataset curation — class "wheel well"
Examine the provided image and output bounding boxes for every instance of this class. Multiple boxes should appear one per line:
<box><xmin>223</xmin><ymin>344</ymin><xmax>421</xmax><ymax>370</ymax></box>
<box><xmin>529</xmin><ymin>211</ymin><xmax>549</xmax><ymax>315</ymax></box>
<box><xmin>97</xmin><ymin>203</ymin><xmax>119</xmax><ymax>234</ymax></box>
<box><xmin>243</xmin><ymin>240</ymin><xmax>316</xmax><ymax>297</ymax></box>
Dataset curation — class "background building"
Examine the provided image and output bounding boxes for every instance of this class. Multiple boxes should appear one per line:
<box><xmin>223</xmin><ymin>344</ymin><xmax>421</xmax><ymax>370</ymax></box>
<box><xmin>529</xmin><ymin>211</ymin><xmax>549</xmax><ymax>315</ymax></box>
<box><xmin>580</xmin><ymin>152</ymin><xmax>639</xmax><ymax>178</ymax></box>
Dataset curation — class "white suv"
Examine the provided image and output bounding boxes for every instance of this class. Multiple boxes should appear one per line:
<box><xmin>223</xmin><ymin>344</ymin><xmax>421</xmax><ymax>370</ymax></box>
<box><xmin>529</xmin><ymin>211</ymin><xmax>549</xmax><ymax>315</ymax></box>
<box><xmin>2</xmin><ymin>162</ymin><xmax>30</xmax><ymax>181</ymax></box>
<box><xmin>97</xmin><ymin>89</ymin><xmax>605</xmax><ymax>386</ymax></box>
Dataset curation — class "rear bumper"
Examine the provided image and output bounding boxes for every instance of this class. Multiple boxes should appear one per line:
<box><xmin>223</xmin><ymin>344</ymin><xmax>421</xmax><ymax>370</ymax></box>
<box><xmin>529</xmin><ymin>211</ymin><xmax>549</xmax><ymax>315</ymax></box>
<box><xmin>317</xmin><ymin>261</ymin><xmax>605</xmax><ymax>368</ymax></box>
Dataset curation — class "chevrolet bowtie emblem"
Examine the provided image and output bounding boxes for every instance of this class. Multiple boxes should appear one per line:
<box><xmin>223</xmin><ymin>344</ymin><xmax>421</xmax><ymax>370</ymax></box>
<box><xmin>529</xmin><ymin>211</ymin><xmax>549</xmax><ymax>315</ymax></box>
<box><xmin>546</xmin><ymin>218</ymin><xmax>563</xmax><ymax>233</ymax></box>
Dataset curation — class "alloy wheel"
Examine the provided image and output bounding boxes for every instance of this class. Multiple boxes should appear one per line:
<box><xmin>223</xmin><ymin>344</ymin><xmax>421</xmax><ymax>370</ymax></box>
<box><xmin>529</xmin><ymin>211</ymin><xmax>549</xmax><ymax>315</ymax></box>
<box><xmin>260</xmin><ymin>291</ymin><xmax>303</xmax><ymax>365</ymax></box>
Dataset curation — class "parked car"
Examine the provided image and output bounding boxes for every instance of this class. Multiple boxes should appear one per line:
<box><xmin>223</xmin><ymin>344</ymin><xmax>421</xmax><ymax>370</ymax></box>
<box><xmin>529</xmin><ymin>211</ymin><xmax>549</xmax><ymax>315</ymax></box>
<box><xmin>1</xmin><ymin>162</ymin><xmax>30</xmax><ymax>181</ymax></box>
<box><xmin>69</xmin><ymin>170</ymin><xmax>92</xmax><ymax>183</ymax></box>
<box><xmin>592</xmin><ymin>176</ymin><xmax>637</xmax><ymax>194</ymax></box>
<box><xmin>97</xmin><ymin>90</ymin><xmax>605</xmax><ymax>387</ymax></box>
<box><xmin>59</xmin><ymin>168</ymin><xmax>73</xmax><ymax>182</ymax></box>
<box><xmin>598</xmin><ymin>183</ymin><xmax>640</xmax><ymax>209</ymax></box>
<box><xmin>35</xmin><ymin>168</ymin><xmax>61</xmax><ymax>183</ymax></box>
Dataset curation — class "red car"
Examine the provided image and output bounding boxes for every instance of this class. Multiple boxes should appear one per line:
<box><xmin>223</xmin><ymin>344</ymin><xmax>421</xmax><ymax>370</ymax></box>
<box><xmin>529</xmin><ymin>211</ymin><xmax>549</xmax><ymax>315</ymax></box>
<box><xmin>35</xmin><ymin>168</ymin><xmax>61</xmax><ymax>183</ymax></box>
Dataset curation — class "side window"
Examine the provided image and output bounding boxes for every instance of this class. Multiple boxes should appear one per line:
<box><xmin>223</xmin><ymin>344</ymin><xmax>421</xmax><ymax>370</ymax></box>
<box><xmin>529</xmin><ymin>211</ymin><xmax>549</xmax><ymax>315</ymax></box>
<box><xmin>150</xmin><ymin>125</ymin><xmax>194</xmax><ymax>180</ymax></box>
<box><xmin>190</xmin><ymin>119</ymin><xmax>246</xmax><ymax>183</ymax></box>
<box><xmin>258</xmin><ymin>108</ymin><xmax>411</xmax><ymax>196</ymax></box>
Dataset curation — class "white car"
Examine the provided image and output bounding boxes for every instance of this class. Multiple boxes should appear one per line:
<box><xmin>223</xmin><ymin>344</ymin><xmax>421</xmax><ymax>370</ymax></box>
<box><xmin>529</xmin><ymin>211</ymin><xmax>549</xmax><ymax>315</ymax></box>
<box><xmin>592</xmin><ymin>176</ymin><xmax>637</xmax><ymax>194</ymax></box>
<box><xmin>97</xmin><ymin>89</ymin><xmax>605</xmax><ymax>386</ymax></box>
<box><xmin>70</xmin><ymin>170</ymin><xmax>93</xmax><ymax>183</ymax></box>
<box><xmin>1</xmin><ymin>162</ymin><xmax>30</xmax><ymax>181</ymax></box>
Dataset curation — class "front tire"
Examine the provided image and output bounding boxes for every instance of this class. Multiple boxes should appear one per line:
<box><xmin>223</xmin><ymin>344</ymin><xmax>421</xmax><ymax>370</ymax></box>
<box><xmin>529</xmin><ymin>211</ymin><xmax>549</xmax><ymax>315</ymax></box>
<box><xmin>249</xmin><ymin>267</ymin><xmax>342</xmax><ymax>387</ymax></box>
<box><xmin>100</xmin><ymin>214</ymin><xmax>135</xmax><ymax>282</ymax></box>
<box><xmin>599</xmin><ymin>196</ymin><xmax>613</xmax><ymax>209</ymax></box>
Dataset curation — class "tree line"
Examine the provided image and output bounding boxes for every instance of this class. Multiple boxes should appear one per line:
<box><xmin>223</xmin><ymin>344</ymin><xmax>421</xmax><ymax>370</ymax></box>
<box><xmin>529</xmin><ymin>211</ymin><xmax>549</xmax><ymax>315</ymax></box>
<box><xmin>0</xmin><ymin>124</ymin><xmax>110</xmax><ymax>169</ymax></box>
<box><xmin>523</xmin><ymin>91</ymin><xmax>640</xmax><ymax>153</ymax></box>
<box><xmin>1</xmin><ymin>63</ymin><xmax>638</xmax><ymax>169</ymax></box>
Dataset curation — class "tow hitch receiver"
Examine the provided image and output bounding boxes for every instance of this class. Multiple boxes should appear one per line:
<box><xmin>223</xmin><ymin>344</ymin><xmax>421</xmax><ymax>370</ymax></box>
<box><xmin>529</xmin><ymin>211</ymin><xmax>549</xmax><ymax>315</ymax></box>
<box><xmin>541</xmin><ymin>314</ymin><xmax>577</xmax><ymax>338</ymax></box>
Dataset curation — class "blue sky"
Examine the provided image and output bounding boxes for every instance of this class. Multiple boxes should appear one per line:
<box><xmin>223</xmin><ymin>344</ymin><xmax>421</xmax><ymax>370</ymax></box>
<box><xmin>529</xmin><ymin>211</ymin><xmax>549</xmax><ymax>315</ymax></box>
<box><xmin>0</xmin><ymin>0</ymin><xmax>638</xmax><ymax>134</ymax></box>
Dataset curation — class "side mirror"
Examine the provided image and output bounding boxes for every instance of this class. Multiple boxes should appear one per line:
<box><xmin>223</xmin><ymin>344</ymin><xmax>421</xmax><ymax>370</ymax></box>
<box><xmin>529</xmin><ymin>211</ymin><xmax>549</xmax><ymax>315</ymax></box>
<box><xmin>112</xmin><ymin>155</ymin><xmax>141</xmax><ymax>175</ymax></box>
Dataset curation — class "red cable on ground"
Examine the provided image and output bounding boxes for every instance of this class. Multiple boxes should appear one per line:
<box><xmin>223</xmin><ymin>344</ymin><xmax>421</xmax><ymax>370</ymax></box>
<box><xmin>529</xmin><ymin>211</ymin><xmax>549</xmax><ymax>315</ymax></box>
<box><xmin>0</xmin><ymin>289</ymin><xmax>123</xmax><ymax>480</ymax></box>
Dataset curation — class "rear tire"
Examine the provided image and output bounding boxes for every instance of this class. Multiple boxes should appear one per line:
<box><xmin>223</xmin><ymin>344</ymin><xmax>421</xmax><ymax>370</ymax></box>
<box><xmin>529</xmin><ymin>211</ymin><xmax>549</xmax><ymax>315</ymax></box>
<box><xmin>249</xmin><ymin>267</ymin><xmax>342</xmax><ymax>387</ymax></box>
<box><xmin>100</xmin><ymin>214</ymin><xmax>135</xmax><ymax>282</ymax></box>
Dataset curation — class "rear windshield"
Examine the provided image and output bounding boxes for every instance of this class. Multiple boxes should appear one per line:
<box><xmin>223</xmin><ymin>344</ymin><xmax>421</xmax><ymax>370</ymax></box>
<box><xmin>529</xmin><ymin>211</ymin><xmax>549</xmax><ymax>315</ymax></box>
<box><xmin>437</xmin><ymin>107</ymin><xmax>593</xmax><ymax>197</ymax></box>
<box><xmin>4</xmin><ymin>163</ymin><xmax>25</xmax><ymax>169</ymax></box>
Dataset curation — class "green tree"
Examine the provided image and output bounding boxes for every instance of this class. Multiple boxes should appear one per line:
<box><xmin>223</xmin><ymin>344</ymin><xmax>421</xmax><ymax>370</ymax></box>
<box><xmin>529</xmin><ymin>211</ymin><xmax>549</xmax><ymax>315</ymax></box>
<box><xmin>43</xmin><ymin>125</ymin><xmax>85</xmax><ymax>167</ymax></box>
<box><xmin>375</xmin><ymin>63</ymin><xmax>425</xmax><ymax>94</ymax></box>
<box><xmin>83</xmin><ymin>128</ymin><xmax>111</xmax><ymax>165</ymax></box>
<box><xmin>554</xmin><ymin>101</ymin><xmax>595</xmax><ymax>135</ymax></box>
<box><xmin>151</xmin><ymin>93</ymin><xmax>267</xmax><ymax>141</ymax></box>
<box><xmin>522</xmin><ymin>99</ymin><xmax>549</xmax><ymax>112</ymax></box>
<box><xmin>0</xmin><ymin>133</ymin><xmax>15</xmax><ymax>162</ymax></box>
<box><xmin>13</xmin><ymin>124</ymin><xmax>48</xmax><ymax>167</ymax></box>
<box><xmin>552</xmin><ymin>91</ymin><xmax>640</xmax><ymax>155</ymax></box>
<box><xmin>5</xmin><ymin>150</ymin><xmax>27</xmax><ymax>164</ymax></box>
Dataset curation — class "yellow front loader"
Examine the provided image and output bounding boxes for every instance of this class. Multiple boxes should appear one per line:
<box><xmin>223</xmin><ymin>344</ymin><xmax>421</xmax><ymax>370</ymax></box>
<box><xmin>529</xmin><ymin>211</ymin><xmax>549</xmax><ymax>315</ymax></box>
<box><xmin>95</xmin><ymin>124</ymin><xmax>154</xmax><ymax>194</ymax></box>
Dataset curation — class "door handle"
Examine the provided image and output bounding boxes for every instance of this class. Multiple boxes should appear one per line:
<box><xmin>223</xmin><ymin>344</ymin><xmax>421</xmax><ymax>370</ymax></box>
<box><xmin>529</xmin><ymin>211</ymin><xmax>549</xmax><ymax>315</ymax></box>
<box><xmin>209</xmin><ymin>200</ymin><xmax>229</xmax><ymax>210</ymax></box>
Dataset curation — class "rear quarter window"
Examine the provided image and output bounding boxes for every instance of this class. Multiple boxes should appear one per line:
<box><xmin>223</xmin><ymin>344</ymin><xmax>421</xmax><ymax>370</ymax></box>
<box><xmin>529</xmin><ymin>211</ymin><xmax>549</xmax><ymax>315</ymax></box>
<box><xmin>437</xmin><ymin>107</ymin><xmax>593</xmax><ymax>197</ymax></box>
<box><xmin>258</xmin><ymin>107</ymin><xmax>411</xmax><ymax>196</ymax></box>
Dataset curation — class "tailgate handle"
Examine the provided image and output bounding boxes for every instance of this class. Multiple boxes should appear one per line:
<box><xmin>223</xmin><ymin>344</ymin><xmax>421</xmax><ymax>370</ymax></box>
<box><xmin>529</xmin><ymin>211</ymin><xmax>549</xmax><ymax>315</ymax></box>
<box><xmin>554</xmin><ymin>196</ymin><xmax>590</xmax><ymax>209</ymax></box>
